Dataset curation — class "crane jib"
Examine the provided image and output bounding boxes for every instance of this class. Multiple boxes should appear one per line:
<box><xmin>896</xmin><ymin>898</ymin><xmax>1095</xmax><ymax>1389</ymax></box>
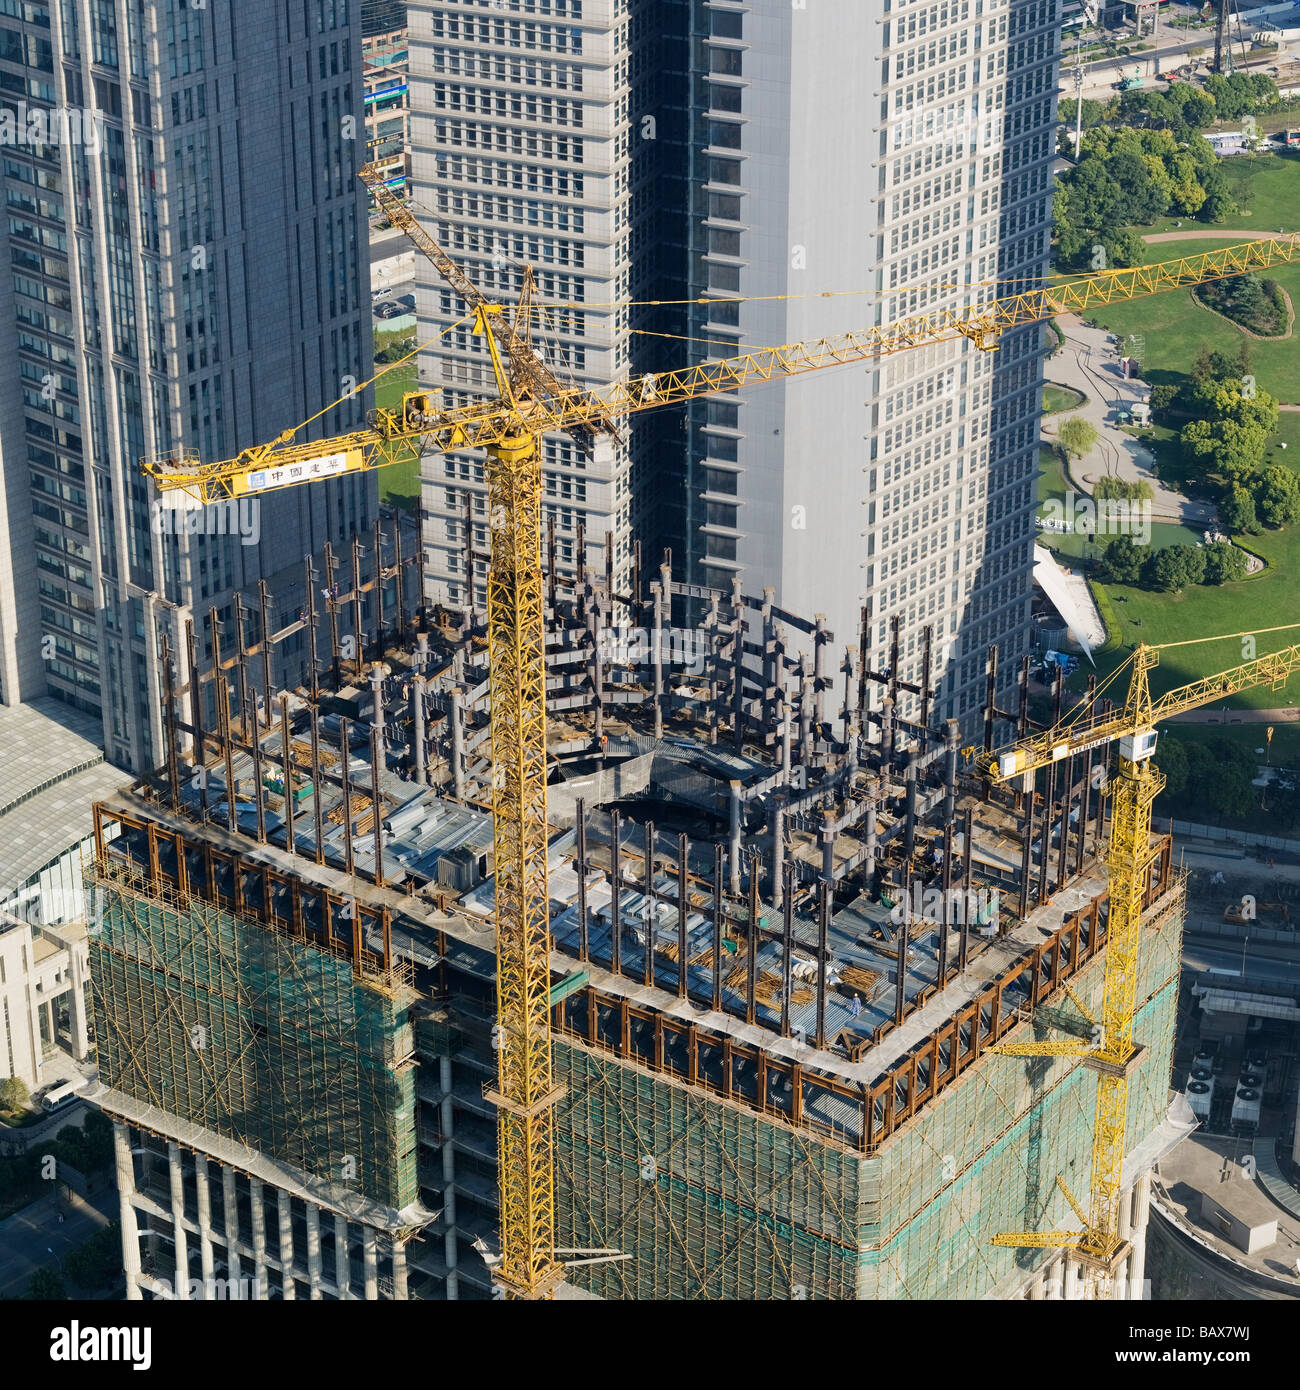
<box><xmin>242</xmin><ymin>449</ymin><xmax>364</xmax><ymax>495</ymax></box>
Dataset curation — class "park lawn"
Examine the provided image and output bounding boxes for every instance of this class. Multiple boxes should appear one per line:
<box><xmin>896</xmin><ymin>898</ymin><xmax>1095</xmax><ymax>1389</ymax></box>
<box><xmin>1043</xmin><ymin>384</ymin><xmax>1086</xmax><ymax>414</ymax></box>
<box><xmin>1084</xmin><ymin>518</ymin><xmax>1300</xmax><ymax>710</ymax></box>
<box><xmin>1076</xmin><ymin>410</ymin><xmax>1300</xmax><ymax>710</ymax></box>
<box><xmin>1211</xmin><ymin>151</ymin><xmax>1300</xmax><ymax>233</ymax></box>
<box><xmin>1082</xmin><ymin>235</ymin><xmax>1300</xmax><ymax>406</ymax></box>
<box><xmin>371</xmin><ymin>349</ymin><xmax>419</xmax><ymax>510</ymax></box>
<box><xmin>1138</xmin><ymin>151</ymin><xmax>1300</xmax><ymax>237</ymax></box>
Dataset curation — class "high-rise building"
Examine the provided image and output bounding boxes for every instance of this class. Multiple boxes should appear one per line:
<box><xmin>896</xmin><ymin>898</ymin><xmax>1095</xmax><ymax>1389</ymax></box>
<box><xmin>362</xmin><ymin>22</ymin><xmax>410</xmax><ymax>198</ymax></box>
<box><xmin>679</xmin><ymin>0</ymin><xmax>1056</xmax><ymax>725</ymax></box>
<box><xmin>408</xmin><ymin>0</ymin><xmax>1054</xmax><ymax>725</ymax></box>
<box><xmin>88</xmin><ymin>583</ymin><xmax>1188</xmax><ymax>1300</ymax></box>
<box><xmin>407</xmin><ymin>0</ymin><xmax>686</xmax><ymax>611</ymax></box>
<box><xmin>0</xmin><ymin>0</ymin><xmax>377</xmax><ymax>771</ymax></box>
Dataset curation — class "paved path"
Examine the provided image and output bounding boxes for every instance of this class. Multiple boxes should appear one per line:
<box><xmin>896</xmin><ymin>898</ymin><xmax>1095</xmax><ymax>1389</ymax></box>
<box><xmin>1043</xmin><ymin>317</ymin><xmax>1216</xmax><ymax>526</ymax></box>
<box><xmin>1169</xmin><ymin>706</ymin><xmax>1300</xmax><ymax>724</ymax></box>
<box><xmin>1144</xmin><ymin>228</ymin><xmax>1290</xmax><ymax>243</ymax></box>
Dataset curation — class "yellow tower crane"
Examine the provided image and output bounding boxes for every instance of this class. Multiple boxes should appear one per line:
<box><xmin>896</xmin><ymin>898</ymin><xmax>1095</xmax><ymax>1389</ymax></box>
<box><xmin>143</xmin><ymin>205</ymin><xmax>1300</xmax><ymax>1297</ymax></box>
<box><xmin>985</xmin><ymin>636</ymin><xmax>1300</xmax><ymax>1293</ymax></box>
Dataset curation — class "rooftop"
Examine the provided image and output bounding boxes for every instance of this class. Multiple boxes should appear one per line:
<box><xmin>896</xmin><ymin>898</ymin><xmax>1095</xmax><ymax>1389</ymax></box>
<box><xmin>1156</xmin><ymin>1130</ymin><xmax>1300</xmax><ymax>1288</ymax></box>
<box><xmin>0</xmin><ymin>698</ymin><xmax>128</xmax><ymax>903</ymax></box>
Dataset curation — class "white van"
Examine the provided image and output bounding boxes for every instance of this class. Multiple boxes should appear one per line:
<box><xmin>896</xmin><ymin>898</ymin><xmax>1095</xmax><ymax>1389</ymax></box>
<box><xmin>41</xmin><ymin>1079</ymin><xmax>87</xmax><ymax>1113</ymax></box>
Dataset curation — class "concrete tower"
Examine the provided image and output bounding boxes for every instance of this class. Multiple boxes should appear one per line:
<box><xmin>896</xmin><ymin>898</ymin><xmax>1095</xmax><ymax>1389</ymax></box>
<box><xmin>0</xmin><ymin>0</ymin><xmax>377</xmax><ymax>769</ymax></box>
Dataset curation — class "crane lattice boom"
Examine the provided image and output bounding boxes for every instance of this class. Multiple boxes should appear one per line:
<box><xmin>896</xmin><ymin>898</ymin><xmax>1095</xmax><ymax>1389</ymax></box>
<box><xmin>144</xmin><ymin>237</ymin><xmax>1300</xmax><ymax>506</ymax></box>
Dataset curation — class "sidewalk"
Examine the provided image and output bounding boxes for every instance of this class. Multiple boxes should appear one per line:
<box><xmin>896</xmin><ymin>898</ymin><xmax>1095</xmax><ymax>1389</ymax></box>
<box><xmin>1168</xmin><ymin>707</ymin><xmax>1300</xmax><ymax>724</ymax></box>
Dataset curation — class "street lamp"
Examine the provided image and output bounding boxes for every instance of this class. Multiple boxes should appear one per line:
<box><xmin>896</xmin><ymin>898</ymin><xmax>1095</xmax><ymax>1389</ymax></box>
<box><xmin>1241</xmin><ymin>934</ymin><xmax>1249</xmax><ymax>981</ymax></box>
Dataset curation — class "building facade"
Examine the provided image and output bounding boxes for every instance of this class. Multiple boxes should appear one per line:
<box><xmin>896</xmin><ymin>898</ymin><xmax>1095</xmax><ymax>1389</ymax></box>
<box><xmin>0</xmin><ymin>0</ymin><xmax>377</xmax><ymax>770</ymax></box>
<box><xmin>407</xmin><ymin>0</ymin><xmax>685</xmax><ymax>611</ymax></box>
<box><xmin>678</xmin><ymin>0</ymin><xmax>1056</xmax><ymax>723</ymax></box>
<box><xmin>363</xmin><ymin>24</ymin><xmax>410</xmax><ymax>198</ymax></box>
<box><xmin>407</xmin><ymin>0</ymin><xmax>1054</xmax><ymax>724</ymax></box>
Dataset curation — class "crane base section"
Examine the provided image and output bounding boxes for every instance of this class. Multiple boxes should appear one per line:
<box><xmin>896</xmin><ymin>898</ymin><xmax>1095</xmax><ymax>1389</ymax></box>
<box><xmin>1084</xmin><ymin>1043</ymin><xmax>1145</xmax><ymax>1080</ymax></box>
<box><xmin>1075</xmin><ymin>1238</ymin><xmax>1133</xmax><ymax>1277</ymax></box>
<box><xmin>484</xmin><ymin>1083</ymin><xmax>566</xmax><ymax>1119</ymax></box>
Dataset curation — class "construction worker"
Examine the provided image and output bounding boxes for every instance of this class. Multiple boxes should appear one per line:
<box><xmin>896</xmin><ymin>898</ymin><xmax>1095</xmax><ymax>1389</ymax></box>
<box><xmin>850</xmin><ymin>994</ymin><xmax>862</xmax><ymax>1019</ymax></box>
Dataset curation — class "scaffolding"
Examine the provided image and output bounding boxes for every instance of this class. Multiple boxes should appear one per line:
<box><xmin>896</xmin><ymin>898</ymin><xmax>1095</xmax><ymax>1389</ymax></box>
<box><xmin>88</xmin><ymin>858</ymin><xmax>419</xmax><ymax>1212</ymax></box>
<box><xmin>552</xmin><ymin>881</ymin><xmax>1184</xmax><ymax>1300</ymax></box>
<box><xmin>553</xmin><ymin>1040</ymin><xmax>864</xmax><ymax>1300</ymax></box>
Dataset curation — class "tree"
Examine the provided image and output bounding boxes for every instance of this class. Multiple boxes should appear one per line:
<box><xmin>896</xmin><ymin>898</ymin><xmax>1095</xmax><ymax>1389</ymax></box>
<box><xmin>1148</xmin><ymin>382</ymin><xmax>1181</xmax><ymax>421</ymax></box>
<box><xmin>1142</xmin><ymin>543</ymin><xmax>1204</xmax><ymax>591</ymax></box>
<box><xmin>1155</xmin><ymin>735</ymin><xmax>1189</xmax><ymax>800</ymax></box>
<box><xmin>1203</xmin><ymin>540</ymin><xmax>1248</xmax><ymax>584</ymax></box>
<box><xmin>1254</xmin><ymin>465</ymin><xmax>1300</xmax><ymax>528</ymax></box>
<box><xmin>0</xmin><ymin>1076</ymin><xmax>28</xmax><ymax>1111</ymax></box>
<box><xmin>1186</xmin><ymin>737</ymin><xmax>1257</xmax><ymax>819</ymax></box>
<box><xmin>1180</xmin><ymin>417</ymin><xmax>1270</xmax><ymax>484</ymax></box>
<box><xmin>1057</xmin><ymin>415</ymin><xmax>1099</xmax><ymax>461</ymax></box>
<box><xmin>1248</xmin><ymin>73</ymin><xmax>1279</xmax><ymax>107</ymax></box>
<box><xmin>1099</xmin><ymin>534</ymin><xmax>1145</xmax><ymax>584</ymax></box>
<box><xmin>25</xmin><ymin>1267</ymin><xmax>66</xmax><ymax>1300</ymax></box>
<box><xmin>1221</xmin><ymin>484</ymin><xmax>1259</xmax><ymax>534</ymax></box>
<box><xmin>1106</xmin><ymin>150</ymin><xmax>1171</xmax><ymax>224</ymax></box>
<box><xmin>1171</xmin><ymin>83</ymin><xmax>1216</xmax><ymax>131</ymax></box>
<box><xmin>1104</xmin><ymin>227</ymin><xmax>1147</xmax><ymax>269</ymax></box>
<box><xmin>1192</xmin><ymin>344</ymin><xmax>1215</xmax><ymax>386</ymax></box>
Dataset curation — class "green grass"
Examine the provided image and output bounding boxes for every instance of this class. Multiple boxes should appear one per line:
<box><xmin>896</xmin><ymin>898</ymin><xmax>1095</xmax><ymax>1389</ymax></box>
<box><xmin>1043</xmin><ymin>384</ymin><xmax>1086</xmax><ymax>414</ymax></box>
<box><xmin>1069</xmin><ymin>404</ymin><xmax>1300</xmax><ymax>709</ymax></box>
<box><xmin>372</xmin><ymin>340</ymin><xmax>419</xmax><ymax>510</ymax></box>
<box><xmin>1212</xmin><ymin>151</ymin><xmax>1300</xmax><ymax>234</ymax></box>
<box><xmin>1139</xmin><ymin>152</ymin><xmax>1300</xmax><ymax>237</ymax></box>
<box><xmin>1084</xmin><ymin>236</ymin><xmax>1300</xmax><ymax>405</ymax></box>
<box><xmin>1081</xmin><ymin>524</ymin><xmax>1300</xmax><ymax>709</ymax></box>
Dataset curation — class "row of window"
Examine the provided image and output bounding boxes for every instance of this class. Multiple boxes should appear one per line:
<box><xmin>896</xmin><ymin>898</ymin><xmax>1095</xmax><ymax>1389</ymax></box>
<box><xmin>429</xmin><ymin>15</ymin><xmax>584</xmax><ymax>55</ymax></box>
<box><xmin>431</xmin><ymin>81</ymin><xmax>583</xmax><ymax>128</ymax></box>
<box><xmin>431</xmin><ymin>49</ymin><xmax>583</xmax><ymax>92</ymax></box>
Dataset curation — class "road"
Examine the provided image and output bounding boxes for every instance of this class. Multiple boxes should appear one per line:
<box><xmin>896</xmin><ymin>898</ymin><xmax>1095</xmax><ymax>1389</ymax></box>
<box><xmin>0</xmin><ymin>1187</ymin><xmax>117</xmax><ymax>1297</ymax></box>
<box><xmin>1061</xmin><ymin>24</ymin><xmax>1300</xmax><ymax>100</ymax></box>
<box><xmin>369</xmin><ymin>225</ymin><xmax>407</xmax><ymax>264</ymax></box>
<box><xmin>1182</xmin><ymin>937</ymin><xmax>1300</xmax><ymax>985</ymax></box>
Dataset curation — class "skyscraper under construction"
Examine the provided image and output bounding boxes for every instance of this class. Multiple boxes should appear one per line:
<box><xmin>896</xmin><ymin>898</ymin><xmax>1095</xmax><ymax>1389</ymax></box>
<box><xmin>87</xmin><ymin>567</ymin><xmax>1187</xmax><ymax>1299</ymax></box>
